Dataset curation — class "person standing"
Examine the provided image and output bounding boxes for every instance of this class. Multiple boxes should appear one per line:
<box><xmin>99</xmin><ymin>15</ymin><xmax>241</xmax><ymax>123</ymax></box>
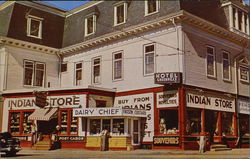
<box><xmin>198</xmin><ymin>135</ymin><xmax>206</xmax><ymax>153</ymax></box>
<box><xmin>31</xmin><ymin>123</ymin><xmax>37</xmax><ymax>145</ymax></box>
<box><xmin>100</xmin><ymin>129</ymin><xmax>109</xmax><ymax>151</ymax></box>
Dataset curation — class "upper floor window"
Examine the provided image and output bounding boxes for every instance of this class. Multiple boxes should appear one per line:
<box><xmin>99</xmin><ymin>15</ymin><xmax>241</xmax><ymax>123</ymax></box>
<box><xmin>75</xmin><ymin>62</ymin><xmax>82</xmax><ymax>86</ymax></box>
<box><xmin>113</xmin><ymin>52</ymin><xmax>123</xmax><ymax>80</ymax></box>
<box><xmin>85</xmin><ymin>14</ymin><xmax>96</xmax><ymax>36</ymax></box>
<box><xmin>92</xmin><ymin>57</ymin><xmax>101</xmax><ymax>84</ymax></box>
<box><xmin>114</xmin><ymin>2</ymin><xmax>127</xmax><ymax>26</ymax></box>
<box><xmin>24</xmin><ymin>60</ymin><xmax>45</xmax><ymax>87</ymax></box>
<box><xmin>206</xmin><ymin>46</ymin><xmax>216</xmax><ymax>78</ymax></box>
<box><xmin>222</xmin><ymin>51</ymin><xmax>231</xmax><ymax>81</ymax></box>
<box><xmin>61</xmin><ymin>63</ymin><xmax>67</xmax><ymax>73</ymax></box>
<box><xmin>27</xmin><ymin>15</ymin><xmax>43</xmax><ymax>39</ymax></box>
<box><xmin>145</xmin><ymin>0</ymin><xmax>159</xmax><ymax>15</ymax></box>
<box><xmin>230</xmin><ymin>5</ymin><xmax>249</xmax><ymax>35</ymax></box>
<box><xmin>144</xmin><ymin>43</ymin><xmax>155</xmax><ymax>75</ymax></box>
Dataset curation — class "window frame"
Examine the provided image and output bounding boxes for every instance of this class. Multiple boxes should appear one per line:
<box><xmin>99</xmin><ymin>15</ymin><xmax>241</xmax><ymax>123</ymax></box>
<box><xmin>112</xmin><ymin>51</ymin><xmax>123</xmax><ymax>81</ymax></box>
<box><xmin>92</xmin><ymin>57</ymin><xmax>101</xmax><ymax>84</ymax></box>
<box><xmin>26</xmin><ymin>15</ymin><xmax>43</xmax><ymax>39</ymax></box>
<box><xmin>84</xmin><ymin>14</ymin><xmax>97</xmax><ymax>36</ymax></box>
<box><xmin>206</xmin><ymin>46</ymin><xmax>217</xmax><ymax>78</ymax></box>
<box><xmin>143</xmin><ymin>43</ymin><xmax>156</xmax><ymax>76</ymax></box>
<box><xmin>239</xmin><ymin>65</ymin><xmax>250</xmax><ymax>83</ymax></box>
<box><xmin>114</xmin><ymin>2</ymin><xmax>127</xmax><ymax>26</ymax></box>
<box><xmin>222</xmin><ymin>51</ymin><xmax>231</xmax><ymax>82</ymax></box>
<box><xmin>145</xmin><ymin>0</ymin><xmax>160</xmax><ymax>16</ymax></box>
<box><xmin>74</xmin><ymin>62</ymin><xmax>83</xmax><ymax>86</ymax></box>
<box><xmin>23</xmin><ymin>60</ymin><xmax>45</xmax><ymax>87</ymax></box>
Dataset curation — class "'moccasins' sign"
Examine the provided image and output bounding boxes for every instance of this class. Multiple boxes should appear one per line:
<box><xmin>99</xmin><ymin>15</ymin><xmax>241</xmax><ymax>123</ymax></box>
<box><xmin>154</xmin><ymin>72</ymin><xmax>182</xmax><ymax>84</ymax></box>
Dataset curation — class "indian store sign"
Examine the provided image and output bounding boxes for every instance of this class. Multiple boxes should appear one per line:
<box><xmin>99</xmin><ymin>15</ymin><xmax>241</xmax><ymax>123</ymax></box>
<box><xmin>157</xmin><ymin>91</ymin><xmax>178</xmax><ymax>108</ymax></box>
<box><xmin>73</xmin><ymin>108</ymin><xmax>147</xmax><ymax>117</ymax></box>
<box><xmin>114</xmin><ymin>93</ymin><xmax>154</xmax><ymax>142</ymax></box>
<box><xmin>238</xmin><ymin>99</ymin><xmax>250</xmax><ymax>115</ymax></box>
<box><xmin>186</xmin><ymin>92</ymin><xmax>235</xmax><ymax>112</ymax></box>
<box><xmin>6</xmin><ymin>95</ymin><xmax>86</xmax><ymax>110</ymax></box>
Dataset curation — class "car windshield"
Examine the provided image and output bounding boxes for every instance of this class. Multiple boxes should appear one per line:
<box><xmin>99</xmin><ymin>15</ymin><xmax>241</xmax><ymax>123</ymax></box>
<box><xmin>0</xmin><ymin>132</ymin><xmax>12</xmax><ymax>139</ymax></box>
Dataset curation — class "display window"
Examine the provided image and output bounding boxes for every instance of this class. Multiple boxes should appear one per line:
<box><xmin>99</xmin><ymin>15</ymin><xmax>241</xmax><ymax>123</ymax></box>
<box><xmin>239</xmin><ymin>114</ymin><xmax>250</xmax><ymax>136</ymax></box>
<box><xmin>22</xmin><ymin>112</ymin><xmax>33</xmax><ymax>134</ymax></box>
<box><xmin>205</xmin><ymin>110</ymin><xmax>218</xmax><ymax>136</ymax></box>
<box><xmin>221</xmin><ymin>112</ymin><xmax>234</xmax><ymax>135</ymax></box>
<box><xmin>59</xmin><ymin>109</ymin><xmax>78</xmax><ymax>135</ymax></box>
<box><xmin>186</xmin><ymin>109</ymin><xmax>201</xmax><ymax>135</ymax></box>
<box><xmin>112</xmin><ymin>119</ymin><xmax>124</xmax><ymax>135</ymax></box>
<box><xmin>90</xmin><ymin>119</ymin><xmax>101</xmax><ymax>135</ymax></box>
<box><xmin>159</xmin><ymin>109</ymin><xmax>179</xmax><ymax>134</ymax></box>
<box><xmin>10</xmin><ymin>112</ymin><xmax>21</xmax><ymax>134</ymax></box>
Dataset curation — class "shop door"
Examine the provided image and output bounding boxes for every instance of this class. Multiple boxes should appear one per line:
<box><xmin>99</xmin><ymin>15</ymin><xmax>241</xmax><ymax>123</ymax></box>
<box><xmin>205</xmin><ymin>110</ymin><xmax>218</xmax><ymax>143</ymax></box>
<box><xmin>38</xmin><ymin>118</ymin><xmax>58</xmax><ymax>136</ymax></box>
<box><xmin>132</xmin><ymin>120</ymin><xmax>139</xmax><ymax>145</ymax></box>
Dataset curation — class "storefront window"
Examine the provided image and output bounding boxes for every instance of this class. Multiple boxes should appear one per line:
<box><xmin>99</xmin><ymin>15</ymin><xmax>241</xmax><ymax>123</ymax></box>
<box><xmin>60</xmin><ymin>110</ymin><xmax>68</xmax><ymax>135</ymax></box>
<box><xmin>112</xmin><ymin>119</ymin><xmax>124</xmax><ymax>135</ymax></box>
<box><xmin>70</xmin><ymin>112</ymin><xmax>78</xmax><ymax>135</ymax></box>
<box><xmin>186</xmin><ymin>109</ymin><xmax>201</xmax><ymax>135</ymax></box>
<box><xmin>90</xmin><ymin>119</ymin><xmax>101</xmax><ymax>135</ymax></box>
<box><xmin>159</xmin><ymin>109</ymin><xmax>179</xmax><ymax>134</ymax></box>
<box><xmin>59</xmin><ymin>109</ymin><xmax>78</xmax><ymax>135</ymax></box>
<box><xmin>102</xmin><ymin>119</ymin><xmax>111</xmax><ymax>132</ymax></box>
<box><xmin>22</xmin><ymin>112</ymin><xmax>33</xmax><ymax>134</ymax></box>
<box><xmin>205</xmin><ymin>110</ymin><xmax>218</xmax><ymax>136</ymax></box>
<box><xmin>10</xmin><ymin>112</ymin><xmax>20</xmax><ymax>134</ymax></box>
<box><xmin>221</xmin><ymin>112</ymin><xmax>234</xmax><ymax>135</ymax></box>
<box><xmin>239</xmin><ymin>114</ymin><xmax>250</xmax><ymax>136</ymax></box>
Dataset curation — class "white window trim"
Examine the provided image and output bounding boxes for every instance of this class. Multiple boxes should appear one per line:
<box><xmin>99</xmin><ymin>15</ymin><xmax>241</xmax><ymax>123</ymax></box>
<box><xmin>23</xmin><ymin>60</ymin><xmax>45</xmax><ymax>87</ymax></box>
<box><xmin>222</xmin><ymin>51</ymin><xmax>231</xmax><ymax>82</ymax></box>
<box><xmin>145</xmin><ymin>0</ymin><xmax>160</xmax><ymax>16</ymax></box>
<box><xmin>206</xmin><ymin>46</ymin><xmax>217</xmax><ymax>78</ymax></box>
<box><xmin>143</xmin><ymin>43</ymin><xmax>156</xmax><ymax>76</ymax></box>
<box><xmin>112</xmin><ymin>51</ymin><xmax>123</xmax><ymax>81</ymax></box>
<box><xmin>239</xmin><ymin>65</ymin><xmax>250</xmax><ymax>83</ymax></box>
<box><xmin>84</xmin><ymin>14</ymin><xmax>97</xmax><ymax>37</ymax></box>
<box><xmin>74</xmin><ymin>62</ymin><xmax>83</xmax><ymax>86</ymax></box>
<box><xmin>92</xmin><ymin>57</ymin><xmax>101</xmax><ymax>84</ymax></box>
<box><xmin>114</xmin><ymin>2</ymin><xmax>127</xmax><ymax>26</ymax></box>
<box><xmin>26</xmin><ymin>15</ymin><xmax>43</xmax><ymax>39</ymax></box>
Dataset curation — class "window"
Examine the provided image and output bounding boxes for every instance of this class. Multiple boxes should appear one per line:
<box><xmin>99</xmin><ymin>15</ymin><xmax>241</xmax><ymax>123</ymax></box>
<box><xmin>231</xmin><ymin>6</ymin><xmax>249</xmax><ymax>34</ymax></box>
<box><xmin>113</xmin><ymin>52</ymin><xmax>123</xmax><ymax>80</ymax></box>
<box><xmin>75</xmin><ymin>62</ymin><xmax>82</xmax><ymax>86</ymax></box>
<box><xmin>9</xmin><ymin>111</ymin><xmax>33</xmax><ymax>134</ymax></box>
<box><xmin>239</xmin><ymin>114</ymin><xmax>250</xmax><ymax>136</ymax></box>
<box><xmin>92</xmin><ymin>57</ymin><xmax>101</xmax><ymax>84</ymax></box>
<box><xmin>60</xmin><ymin>110</ymin><xmax>78</xmax><ymax>135</ymax></box>
<box><xmin>24</xmin><ymin>60</ymin><xmax>45</xmax><ymax>87</ymax></box>
<box><xmin>206</xmin><ymin>46</ymin><xmax>216</xmax><ymax>78</ymax></box>
<box><xmin>159</xmin><ymin>109</ymin><xmax>179</xmax><ymax>134</ymax></box>
<box><xmin>96</xmin><ymin>100</ymin><xmax>106</xmax><ymax>108</ymax></box>
<box><xmin>90</xmin><ymin>119</ymin><xmax>101</xmax><ymax>135</ymax></box>
<box><xmin>27</xmin><ymin>15</ymin><xmax>43</xmax><ymax>39</ymax></box>
<box><xmin>145</xmin><ymin>0</ymin><xmax>159</xmax><ymax>15</ymax></box>
<box><xmin>102</xmin><ymin>119</ymin><xmax>111</xmax><ymax>132</ymax></box>
<box><xmin>222</xmin><ymin>51</ymin><xmax>231</xmax><ymax>81</ymax></box>
<box><xmin>133</xmin><ymin>120</ymin><xmax>139</xmax><ymax>144</ymax></box>
<box><xmin>85</xmin><ymin>14</ymin><xmax>96</xmax><ymax>36</ymax></box>
<box><xmin>112</xmin><ymin>118</ymin><xmax>124</xmax><ymax>135</ymax></box>
<box><xmin>221</xmin><ymin>112</ymin><xmax>234</xmax><ymax>135</ymax></box>
<box><xmin>114</xmin><ymin>3</ymin><xmax>127</xmax><ymax>25</ymax></box>
<box><xmin>9</xmin><ymin>112</ymin><xmax>20</xmax><ymax>134</ymax></box>
<box><xmin>22</xmin><ymin>112</ymin><xmax>33</xmax><ymax>134</ymax></box>
<box><xmin>186</xmin><ymin>109</ymin><xmax>201</xmax><ymax>135</ymax></box>
<box><xmin>144</xmin><ymin>44</ymin><xmax>155</xmax><ymax>75</ymax></box>
<box><xmin>239</xmin><ymin>66</ymin><xmax>250</xmax><ymax>83</ymax></box>
<box><xmin>61</xmin><ymin>63</ymin><xmax>67</xmax><ymax>72</ymax></box>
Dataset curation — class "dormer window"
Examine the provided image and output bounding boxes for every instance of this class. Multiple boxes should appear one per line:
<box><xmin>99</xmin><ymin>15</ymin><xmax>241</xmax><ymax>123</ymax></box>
<box><xmin>145</xmin><ymin>0</ymin><xmax>159</xmax><ymax>16</ymax></box>
<box><xmin>27</xmin><ymin>15</ymin><xmax>43</xmax><ymax>39</ymax></box>
<box><xmin>85</xmin><ymin>14</ymin><xmax>96</xmax><ymax>36</ymax></box>
<box><xmin>114</xmin><ymin>2</ymin><xmax>127</xmax><ymax>26</ymax></box>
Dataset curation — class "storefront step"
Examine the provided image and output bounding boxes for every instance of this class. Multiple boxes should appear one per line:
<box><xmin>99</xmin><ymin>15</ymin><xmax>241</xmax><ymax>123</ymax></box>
<box><xmin>32</xmin><ymin>141</ymin><xmax>51</xmax><ymax>150</ymax></box>
<box><xmin>210</xmin><ymin>144</ymin><xmax>232</xmax><ymax>151</ymax></box>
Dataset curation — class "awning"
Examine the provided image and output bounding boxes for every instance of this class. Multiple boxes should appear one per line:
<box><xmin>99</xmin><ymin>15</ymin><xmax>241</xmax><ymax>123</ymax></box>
<box><xmin>28</xmin><ymin>108</ymin><xmax>57</xmax><ymax>121</ymax></box>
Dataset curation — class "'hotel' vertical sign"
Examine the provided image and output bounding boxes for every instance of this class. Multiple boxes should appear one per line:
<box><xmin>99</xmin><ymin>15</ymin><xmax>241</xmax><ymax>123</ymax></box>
<box><xmin>154</xmin><ymin>72</ymin><xmax>182</xmax><ymax>84</ymax></box>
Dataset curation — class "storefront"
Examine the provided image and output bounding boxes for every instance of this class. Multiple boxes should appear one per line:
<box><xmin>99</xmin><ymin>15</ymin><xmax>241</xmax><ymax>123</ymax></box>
<box><xmin>237</xmin><ymin>98</ymin><xmax>250</xmax><ymax>148</ymax></box>
<box><xmin>73</xmin><ymin>107</ymin><xmax>147</xmax><ymax>150</ymax></box>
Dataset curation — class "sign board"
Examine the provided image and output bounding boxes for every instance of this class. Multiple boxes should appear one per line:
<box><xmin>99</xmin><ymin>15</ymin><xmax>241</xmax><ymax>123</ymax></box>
<box><xmin>186</xmin><ymin>91</ymin><xmax>235</xmax><ymax>112</ymax></box>
<box><xmin>58</xmin><ymin>136</ymin><xmax>85</xmax><ymax>142</ymax></box>
<box><xmin>154</xmin><ymin>72</ymin><xmax>182</xmax><ymax>84</ymax></box>
<box><xmin>114</xmin><ymin>93</ymin><xmax>154</xmax><ymax>142</ymax></box>
<box><xmin>73</xmin><ymin>107</ymin><xmax>147</xmax><ymax>117</ymax></box>
<box><xmin>238</xmin><ymin>99</ymin><xmax>250</xmax><ymax>115</ymax></box>
<box><xmin>34</xmin><ymin>91</ymin><xmax>47</xmax><ymax>108</ymax></box>
<box><xmin>157</xmin><ymin>91</ymin><xmax>178</xmax><ymax>108</ymax></box>
<box><xmin>153</xmin><ymin>136</ymin><xmax>179</xmax><ymax>146</ymax></box>
<box><xmin>5</xmin><ymin>95</ymin><xmax>86</xmax><ymax>110</ymax></box>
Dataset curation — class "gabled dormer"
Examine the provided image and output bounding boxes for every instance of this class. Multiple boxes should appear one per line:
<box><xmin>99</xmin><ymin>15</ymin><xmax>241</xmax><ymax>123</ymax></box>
<box><xmin>221</xmin><ymin>0</ymin><xmax>249</xmax><ymax>37</ymax></box>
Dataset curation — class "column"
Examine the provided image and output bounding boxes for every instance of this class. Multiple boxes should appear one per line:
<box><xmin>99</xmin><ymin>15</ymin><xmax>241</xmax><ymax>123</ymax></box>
<box><xmin>233</xmin><ymin>112</ymin><xmax>238</xmax><ymax>136</ymax></box>
<box><xmin>217</xmin><ymin>111</ymin><xmax>222</xmax><ymax>142</ymax></box>
<box><xmin>178</xmin><ymin>86</ymin><xmax>186</xmax><ymax>149</ymax></box>
<box><xmin>235</xmin><ymin>8</ymin><xmax>239</xmax><ymax>30</ymax></box>
<box><xmin>201</xmin><ymin>109</ymin><xmax>205</xmax><ymax>135</ymax></box>
<box><xmin>229</xmin><ymin>5</ymin><xmax>233</xmax><ymax>29</ymax></box>
<box><xmin>246</xmin><ymin>15</ymin><xmax>249</xmax><ymax>35</ymax></box>
<box><xmin>242</xmin><ymin>12</ymin><xmax>245</xmax><ymax>33</ymax></box>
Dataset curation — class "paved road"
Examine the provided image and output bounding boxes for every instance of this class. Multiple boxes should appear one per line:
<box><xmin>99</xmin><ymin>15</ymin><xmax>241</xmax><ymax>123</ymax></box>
<box><xmin>1</xmin><ymin>148</ymin><xmax>250</xmax><ymax>159</ymax></box>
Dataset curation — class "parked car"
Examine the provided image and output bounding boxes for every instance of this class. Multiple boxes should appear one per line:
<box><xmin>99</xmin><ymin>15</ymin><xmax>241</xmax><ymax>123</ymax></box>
<box><xmin>0</xmin><ymin>132</ymin><xmax>21</xmax><ymax>156</ymax></box>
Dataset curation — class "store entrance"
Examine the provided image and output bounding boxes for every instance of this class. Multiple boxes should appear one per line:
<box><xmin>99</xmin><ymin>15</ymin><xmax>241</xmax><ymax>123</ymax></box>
<box><xmin>37</xmin><ymin>118</ymin><xmax>58</xmax><ymax>137</ymax></box>
<box><xmin>205</xmin><ymin>110</ymin><xmax>218</xmax><ymax>143</ymax></box>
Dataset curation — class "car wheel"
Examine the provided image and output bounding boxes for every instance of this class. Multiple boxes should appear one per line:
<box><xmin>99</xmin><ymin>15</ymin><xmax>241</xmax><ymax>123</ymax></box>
<box><xmin>6</xmin><ymin>151</ymin><xmax>17</xmax><ymax>156</ymax></box>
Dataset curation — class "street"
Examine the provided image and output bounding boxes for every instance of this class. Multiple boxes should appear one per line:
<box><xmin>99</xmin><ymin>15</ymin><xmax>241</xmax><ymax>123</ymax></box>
<box><xmin>1</xmin><ymin>148</ymin><xmax>250</xmax><ymax>159</ymax></box>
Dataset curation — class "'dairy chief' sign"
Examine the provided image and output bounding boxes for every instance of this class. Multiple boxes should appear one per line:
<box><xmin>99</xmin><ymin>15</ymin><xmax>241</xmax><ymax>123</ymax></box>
<box><xmin>238</xmin><ymin>99</ymin><xmax>250</xmax><ymax>115</ymax></box>
<box><xmin>186</xmin><ymin>92</ymin><xmax>235</xmax><ymax>112</ymax></box>
<box><xmin>5</xmin><ymin>95</ymin><xmax>86</xmax><ymax>110</ymax></box>
<box><xmin>114</xmin><ymin>93</ymin><xmax>154</xmax><ymax>142</ymax></box>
